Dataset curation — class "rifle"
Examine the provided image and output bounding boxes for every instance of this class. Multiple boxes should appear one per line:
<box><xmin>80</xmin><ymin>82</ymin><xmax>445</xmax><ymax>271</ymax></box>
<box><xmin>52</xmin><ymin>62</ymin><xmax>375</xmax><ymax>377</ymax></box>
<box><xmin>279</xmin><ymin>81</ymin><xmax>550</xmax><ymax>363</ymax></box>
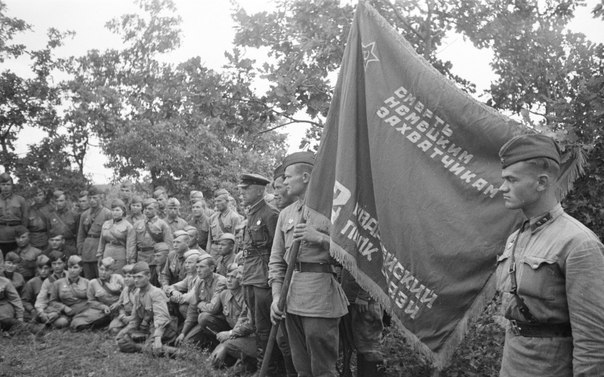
<box><xmin>259</xmin><ymin>216</ymin><xmax>306</xmax><ymax>377</ymax></box>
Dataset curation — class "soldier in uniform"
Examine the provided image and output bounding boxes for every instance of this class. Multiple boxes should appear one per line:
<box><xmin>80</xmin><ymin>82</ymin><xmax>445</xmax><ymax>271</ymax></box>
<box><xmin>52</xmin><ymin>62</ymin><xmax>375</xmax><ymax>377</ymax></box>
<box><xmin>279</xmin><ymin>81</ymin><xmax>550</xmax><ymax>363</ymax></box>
<box><xmin>237</xmin><ymin>173</ymin><xmax>290</xmax><ymax>375</ymax></box>
<box><xmin>126</xmin><ymin>195</ymin><xmax>145</xmax><ymax>225</ymax></box>
<box><xmin>27</xmin><ymin>186</ymin><xmax>52</xmax><ymax>251</ymax></box>
<box><xmin>45</xmin><ymin>255</ymin><xmax>90</xmax><ymax>329</ymax></box>
<box><xmin>133</xmin><ymin>199</ymin><xmax>172</xmax><ymax>287</ymax></box>
<box><xmin>496</xmin><ymin>134</ymin><xmax>604</xmax><ymax>376</ymax></box>
<box><xmin>116</xmin><ymin>261</ymin><xmax>179</xmax><ymax>355</ymax></box>
<box><xmin>165</xmin><ymin>198</ymin><xmax>188</xmax><ymax>236</ymax></box>
<box><xmin>35</xmin><ymin>251</ymin><xmax>66</xmax><ymax>324</ymax></box>
<box><xmin>206</xmin><ymin>190</ymin><xmax>242</xmax><ymax>258</ymax></box>
<box><xmin>76</xmin><ymin>187</ymin><xmax>112</xmax><ymax>280</ymax></box>
<box><xmin>272</xmin><ymin>164</ymin><xmax>296</xmax><ymax>210</ymax></box>
<box><xmin>0</xmin><ymin>173</ymin><xmax>29</xmax><ymax>258</ymax></box>
<box><xmin>45</xmin><ymin>231</ymin><xmax>67</xmax><ymax>259</ymax></box>
<box><xmin>2</xmin><ymin>251</ymin><xmax>25</xmax><ymax>293</ymax></box>
<box><xmin>184</xmin><ymin>225</ymin><xmax>205</xmax><ymax>253</ymax></box>
<box><xmin>97</xmin><ymin>199</ymin><xmax>136</xmax><ymax>272</ymax></box>
<box><xmin>187</xmin><ymin>200</ymin><xmax>210</xmax><ymax>249</ymax></box>
<box><xmin>49</xmin><ymin>191</ymin><xmax>78</xmax><ymax>257</ymax></box>
<box><xmin>21</xmin><ymin>254</ymin><xmax>51</xmax><ymax>321</ymax></box>
<box><xmin>118</xmin><ymin>180</ymin><xmax>134</xmax><ymax>210</ymax></box>
<box><xmin>215</xmin><ymin>233</ymin><xmax>237</xmax><ymax>277</ymax></box>
<box><xmin>153</xmin><ymin>189</ymin><xmax>168</xmax><ymax>219</ymax></box>
<box><xmin>0</xmin><ymin>273</ymin><xmax>24</xmax><ymax>331</ymax></box>
<box><xmin>159</xmin><ymin>230</ymin><xmax>190</xmax><ymax>291</ymax></box>
<box><xmin>269</xmin><ymin>152</ymin><xmax>349</xmax><ymax>377</ymax></box>
<box><xmin>12</xmin><ymin>226</ymin><xmax>42</xmax><ymax>281</ymax></box>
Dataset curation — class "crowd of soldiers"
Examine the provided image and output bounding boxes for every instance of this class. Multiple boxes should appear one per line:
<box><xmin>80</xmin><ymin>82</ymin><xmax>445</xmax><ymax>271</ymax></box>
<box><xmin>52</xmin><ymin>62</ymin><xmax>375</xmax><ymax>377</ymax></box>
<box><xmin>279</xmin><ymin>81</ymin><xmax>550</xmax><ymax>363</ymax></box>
<box><xmin>0</xmin><ymin>151</ymin><xmax>385</xmax><ymax>377</ymax></box>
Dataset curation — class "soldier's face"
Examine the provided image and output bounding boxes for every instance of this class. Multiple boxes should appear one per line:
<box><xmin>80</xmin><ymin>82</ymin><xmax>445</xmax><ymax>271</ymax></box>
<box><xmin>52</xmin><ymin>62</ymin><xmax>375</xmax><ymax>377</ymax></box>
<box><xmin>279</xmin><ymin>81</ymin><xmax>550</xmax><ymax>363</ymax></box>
<box><xmin>219</xmin><ymin>240</ymin><xmax>233</xmax><ymax>256</ymax></box>
<box><xmin>173</xmin><ymin>237</ymin><xmax>188</xmax><ymax>253</ymax></box>
<box><xmin>215</xmin><ymin>198</ymin><xmax>227</xmax><ymax>211</ymax></box>
<box><xmin>144</xmin><ymin>205</ymin><xmax>157</xmax><ymax>218</ymax></box>
<box><xmin>89</xmin><ymin>194</ymin><xmax>101</xmax><ymax>208</ymax></box>
<box><xmin>166</xmin><ymin>206</ymin><xmax>179</xmax><ymax>218</ymax></box>
<box><xmin>67</xmin><ymin>263</ymin><xmax>82</xmax><ymax>279</ymax></box>
<box><xmin>239</xmin><ymin>185</ymin><xmax>263</xmax><ymax>206</ymax></box>
<box><xmin>284</xmin><ymin>165</ymin><xmax>308</xmax><ymax>197</ymax></box>
<box><xmin>112</xmin><ymin>207</ymin><xmax>124</xmax><ymax>220</ymax></box>
<box><xmin>55</xmin><ymin>195</ymin><xmax>67</xmax><ymax>210</ymax></box>
<box><xmin>51</xmin><ymin>260</ymin><xmax>65</xmax><ymax>274</ymax></box>
<box><xmin>124</xmin><ymin>273</ymin><xmax>134</xmax><ymax>287</ymax></box>
<box><xmin>37</xmin><ymin>265</ymin><xmax>51</xmax><ymax>279</ymax></box>
<box><xmin>196</xmin><ymin>261</ymin><xmax>213</xmax><ymax>279</ymax></box>
<box><xmin>4</xmin><ymin>261</ymin><xmax>17</xmax><ymax>273</ymax></box>
<box><xmin>130</xmin><ymin>202</ymin><xmax>142</xmax><ymax>214</ymax></box>
<box><xmin>34</xmin><ymin>191</ymin><xmax>45</xmax><ymax>204</ymax></box>
<box><xmin>16</xmin><ymin>233</ymin><xmax>30</xmax><ymax>247</ymax></box>
<box><xmin>48</xmin><ymin>236</ymin><xmax>64</xmax><ymax>250</ymax></box>
<box><xmin>186</xmin><ymin>231</ymin><xmax>197</xmax><ymax>247</ymax></box>
<box><xmin>119</xmin><ymin>186</ymin><xmax>132</xmax><ymax>199</ymax></box>
<box><xmin>78</xmin><ymin>196</ymin><xmax>89</xmax><ymax>210</ymax></box>
<box><xmin>184</xmin><ymin>257</ymin><xmax>197</xmax><ymax>273</ymax></box>
<box><xmin>133</xmin><ymin>272</ymin><xmax>150</xmax><ymax>288</ymax></box>
<box><xmin>98</xmin><ymin>264</ymin><xmax>111</xmax><ymax>280</ymax></box>
<box><xmin>0</xmin><ymin>182</ymin><xmax>12</xmax><ymax>195</ymax></box>
<box><xmin>191</xmin><ymin>202</ymin><xmax>203</xmax><ymax>216</ymax></box>
<box><xmin>500</xmin><ymin>162</ymin><xmax>541</xmax><ymax>212</ymax></box>
<box><xmin>273</xmin><ymin>177</ymin><xmax>294</xmax><ymax>209</ymax></box>
<box><xmin>226</xmin><ymin>269</ymin><xmax>241</xmax><ymax>290</ymax></box>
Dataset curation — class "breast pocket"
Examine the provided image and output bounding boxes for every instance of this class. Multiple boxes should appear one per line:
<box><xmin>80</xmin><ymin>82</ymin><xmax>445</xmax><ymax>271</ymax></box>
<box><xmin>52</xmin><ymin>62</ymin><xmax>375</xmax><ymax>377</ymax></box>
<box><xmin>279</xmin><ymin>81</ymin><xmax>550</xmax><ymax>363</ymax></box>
<box><xmin>249</xmin><ymin>224</ymin><xmax>268</xmax><ymax>244</ymax></box>
<box><xmin>495</xmin><ymin>253</ymin><xmax>511</xmax><ymax>292</ymax></box>
<box><xmin>518</xmin><ymin>256</ymin><xmax>559</xmax><ymax>301</ymax></box>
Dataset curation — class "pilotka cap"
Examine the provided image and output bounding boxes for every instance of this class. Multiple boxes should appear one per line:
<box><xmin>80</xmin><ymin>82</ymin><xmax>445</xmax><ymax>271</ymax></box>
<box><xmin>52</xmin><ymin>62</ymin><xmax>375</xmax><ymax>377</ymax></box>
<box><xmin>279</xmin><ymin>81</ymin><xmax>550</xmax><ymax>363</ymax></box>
<box><xmin>499</xmin><ymin>134</ymin><xmax>561</xmax><ymax>169</ymax></box>
<box><xmin>283</xmin><ymin>151</ymin><xmax>315</xmax><ymax>170</ymax></box>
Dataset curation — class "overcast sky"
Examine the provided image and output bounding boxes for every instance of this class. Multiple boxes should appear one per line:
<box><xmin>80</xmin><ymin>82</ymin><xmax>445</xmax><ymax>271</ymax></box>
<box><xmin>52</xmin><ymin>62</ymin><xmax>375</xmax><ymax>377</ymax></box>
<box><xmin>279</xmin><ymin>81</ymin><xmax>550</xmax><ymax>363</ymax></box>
<box><xmin>3</xmin><ymin>0</ymin><xmax>602</xmax><ymax>183</ymax></box>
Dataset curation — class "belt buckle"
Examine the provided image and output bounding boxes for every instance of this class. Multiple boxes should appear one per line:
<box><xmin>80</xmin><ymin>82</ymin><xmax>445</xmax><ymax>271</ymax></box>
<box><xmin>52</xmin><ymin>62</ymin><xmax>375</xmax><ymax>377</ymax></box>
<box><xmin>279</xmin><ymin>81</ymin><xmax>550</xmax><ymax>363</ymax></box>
<box><xmin>510</xmin><ymin>320</ymin><xmax>521</xmax><ymax>335</ymax></box>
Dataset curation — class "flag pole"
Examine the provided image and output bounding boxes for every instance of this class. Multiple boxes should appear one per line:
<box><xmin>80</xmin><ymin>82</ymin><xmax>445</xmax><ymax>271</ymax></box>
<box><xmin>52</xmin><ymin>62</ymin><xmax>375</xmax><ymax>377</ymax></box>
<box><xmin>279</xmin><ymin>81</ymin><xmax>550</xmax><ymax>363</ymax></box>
<box><xmin>259</xmin><ymin>217</ymin><xmax>307</xmax><ymax>377</ymax></box>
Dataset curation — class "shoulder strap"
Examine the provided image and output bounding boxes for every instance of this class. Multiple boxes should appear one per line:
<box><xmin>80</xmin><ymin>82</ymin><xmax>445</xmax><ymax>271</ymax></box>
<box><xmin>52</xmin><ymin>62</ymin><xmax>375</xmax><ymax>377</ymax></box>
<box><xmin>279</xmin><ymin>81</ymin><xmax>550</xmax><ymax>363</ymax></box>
<box><xmin>145</xmin><ymin>220</ymin><xmax>163</xmax><ymax>243</ymax></box>
<box><xmin>508</xmin><ymin>228</ymin><xmax>537</xmax><ymax>323</ymax></box>
<box><xmin>97</xmin><ymin>278</ymin><xmax>122</xmax><ymax>296</ymax></box>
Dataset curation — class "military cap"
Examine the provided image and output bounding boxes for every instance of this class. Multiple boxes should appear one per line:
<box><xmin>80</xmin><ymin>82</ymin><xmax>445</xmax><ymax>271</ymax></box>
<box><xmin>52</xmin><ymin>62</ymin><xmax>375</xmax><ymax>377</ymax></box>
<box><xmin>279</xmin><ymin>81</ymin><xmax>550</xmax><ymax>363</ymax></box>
<box><xmin>88</xmin><ymin>186</ymin><xmax>103</xmax><ymax>196</ymax></box>
<box><xmin>273</xmin><ymin>164</ymin><xmax>285</xmax><ymax>180</ymax></box>
<box><xmin>214</xmin><ymin>188</ymin><xmax>229</xmax><ymax>197</ymax></box>
<box><xmin>154</xmin><ymin>242</ymin><xmax>170</xmax><ymax>253</ymax></box>
<box><xmin>166</xmin><ymin>197</ymin><xmax>181</xmax><ymax>208</ymax></box>
<box><xmin>120</xmin><ymin>180</ymin><xmax>133</xmax><ymax>188</ymax></box>
<box><xmin>499</xmin><ymin>134</ymin><xmax>561</xmax><ymax>169</ymax></box>
<box><xmin>238</xmin><ymin>173</ymin><xmax>271</xmax><ymax>188</ymax></box>
<box><xmin>53</xmin><ymin>190</ymin><xmax>65</xmax><ymax>199</ymax></box>
<box><xmin>184</xmin><ymin>250</ymin><xmax>201</xmax><ymax>260</ymax></box>
<box><xmin>142</xmin><ymin>198</ymin><xmax>158</xmax><ymax>209</ymax></box>
<box><xmin>122</xmin><ymin>264</ymin><xmax>135</xmax><ymax>274</ymax></box>
<box><xmin>218</xmin><ymin>233</ymin><xmax>236</xmax><ymax>243</ymax></box>
<box><xmin>184</xmin><ymin>225</ymin><xmax>197</xmax><ymax>232</ymax></box>
<box><xmin>130</xmin><ymin>195</ymin><xmax>143</xmax><ymax>204</ymax></box>
<box><xmin>132</xmin><ymin>261</ymin><xmax>150</xmax><ymax>274</ymax></box>
<box><xmin>173</xmin><ymin>230</ymin><xmax>189</xmax><ymax>238</ymax></box>
<box><xmin>48</xmin><ymin>229</ymin><xmax>64</xmax><ymax>239</ymax></box>
<box><xmin>67</xmin><ymin>255</ymin><xmax>83</xmax><ymax>267</ymax></box>
<box><xmin>78</xmin><ymin>190</ymin><xmax>89</xmax><ymax>198</ymax></box>
<box><xmin>100</xmin><ymin>257</ymin><xmax>116</xmax><ymax>269</ymax></box>
<box><xmin>48</xmin><ymin>250</ymin><xmax>66</xmax><ymax>262</ymax></box>
<box><xmin>14</xmin><ymin>226</ymin><xmax>29</xmax><ymax>238</ymax></box>
<box><xmin>5</xmin><ymin>251</ymin><xmax>21</xmax><ymax>263</ymax></box>
<box><xmin>283</xmin><ymin>151</ymin><xmax>315</xmax><ymax>169</ymax></box>
<box><xmin>111</xmin><ymin>199</ymin><xmax>127</xmax><ymax>212</ymax></box>
<box><xmin>36</xmin><ymin>254</ymin><xmax>51</xmax><ymax>267</ymax></box>
<box><xmin>190</xmin><ymin>190</ymin><xmax>204</xmax><ymax>199</ymax></box>
<box><xmin>0</xmin><ymin>173</ymin><xmax>13</xmax><ymax>184</ymax></box>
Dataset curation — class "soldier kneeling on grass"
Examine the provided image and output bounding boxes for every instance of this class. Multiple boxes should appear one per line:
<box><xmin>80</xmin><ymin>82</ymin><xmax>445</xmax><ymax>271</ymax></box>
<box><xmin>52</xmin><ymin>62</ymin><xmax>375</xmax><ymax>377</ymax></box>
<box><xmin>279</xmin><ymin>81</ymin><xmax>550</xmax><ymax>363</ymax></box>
<box><xmin>115</xmin><ymin>261</ymin><xmax>179</xmax><ymax>356</ymax></box>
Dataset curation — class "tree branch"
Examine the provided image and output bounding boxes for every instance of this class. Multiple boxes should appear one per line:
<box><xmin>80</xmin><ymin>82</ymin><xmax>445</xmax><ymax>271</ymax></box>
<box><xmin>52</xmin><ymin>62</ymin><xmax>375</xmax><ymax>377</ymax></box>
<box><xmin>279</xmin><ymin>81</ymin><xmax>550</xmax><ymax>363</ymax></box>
<box><xmin>257</xmin><ymin>119</ymin><xmax>323</xmax><ymax>134</ymax></box>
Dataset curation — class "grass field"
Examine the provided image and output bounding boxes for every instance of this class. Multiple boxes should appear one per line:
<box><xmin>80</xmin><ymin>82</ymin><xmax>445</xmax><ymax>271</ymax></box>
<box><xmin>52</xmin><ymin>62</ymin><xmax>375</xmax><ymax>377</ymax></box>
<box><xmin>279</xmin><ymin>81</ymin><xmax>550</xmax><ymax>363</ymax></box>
<box><xmin>0</xmin><ymin>298</ymin><xmax>504</xmax><ymax>377</ymax></box>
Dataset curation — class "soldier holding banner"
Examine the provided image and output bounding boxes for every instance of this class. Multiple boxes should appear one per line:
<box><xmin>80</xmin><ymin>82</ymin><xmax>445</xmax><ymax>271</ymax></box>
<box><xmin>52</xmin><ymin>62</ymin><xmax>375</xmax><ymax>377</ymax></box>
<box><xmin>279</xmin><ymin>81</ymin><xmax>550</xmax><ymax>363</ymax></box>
<box><xmin>496</xmin><ymin>134</ymin><xmax>604</xmax><ymax>377</ymax></box>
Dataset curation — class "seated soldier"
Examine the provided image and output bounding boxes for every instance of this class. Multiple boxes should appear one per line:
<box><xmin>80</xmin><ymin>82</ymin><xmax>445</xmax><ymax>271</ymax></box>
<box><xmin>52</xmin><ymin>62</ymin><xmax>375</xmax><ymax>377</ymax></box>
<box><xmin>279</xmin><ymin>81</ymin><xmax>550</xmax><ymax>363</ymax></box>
<box><xmin>0</xmin><ymin>274</ymin><xmax>24</xmax><ymax>332</ymax></box>
<box><xmin>215</xmin><ymin>233</ymin><xmax>236</xmax><ymax>277</ymax></box>
<box><xmin>175</xmin><ymin>255</ymin><xmax>227</xmax><ymax>347</ymax></box>
<box><xmin>207</xmin><ymin>265</ymin><xmax>256</xmax><ymax>372</ymax></box>
<box><xmin>159</xmin><ymin>231</ymin><xmax>190</xmax><ymax>291</ymax></box>
<box><xmin>184</xmin><ymin>225</ymin><xmax>207</xmax><ymax>254</ymax></box>
<box><xmin>2</xmin><ymin>252</ymin><xmax>25</xmax><ymax>294</ymax></box>
<box><xmin>115</xmin><ymin>262</ymin><xmax>179</xmax><ymax>356</ymax></box>
<box><xmin>35</xmin><ymin>251</ymin><xmax>67</xmax><ymax>323</ymax></box>
<box><xmin>108</xmin><ymin>264</ymin><xmax>136</xmax><ymax>334</ymax></box>
<box><xmin>45</xmin><ymin>255</ymin><xmax>89</xmax><ymax>329</ymax></box>
<box><xmin>21</xmin><ymin>255</ymin><xmax>51</xmax><ymax>321</ymax></box>
<box><xmin>71</xmin><ymin>257</ymin><xmax>124</xmax><ymax>330</ymax></box>
<box><xmin>165</xmin><ymin>249</ymin><xmax>201</xmax><ymax>320</ymax></box>
<box><xmin>12</xmin><ymin>226</ymin><xmax>42</xmax><ymax>281</ymax></box>
<box><xmin>44</xmin><ymin>231</ymin><xmax>67</xmax><ymax>258</ymax></box>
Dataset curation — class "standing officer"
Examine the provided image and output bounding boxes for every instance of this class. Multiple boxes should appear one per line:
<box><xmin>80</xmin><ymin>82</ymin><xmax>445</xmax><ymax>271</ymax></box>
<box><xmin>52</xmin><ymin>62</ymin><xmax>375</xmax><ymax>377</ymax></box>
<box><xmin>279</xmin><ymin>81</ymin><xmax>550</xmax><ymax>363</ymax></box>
<box><xmin>496</xmin><ymin>134</ymin><xmax>604</xmax><ymax>376</ymax></box>
<box><xmin>269</xmin><ymin>152</ymin><xmax>349</xmax><ymax>377</ymax></box>
<box><xmin>49</xmin><ymin>191</ymin><xmax>78</xmax><ymax>257</ymax></box>
<box><xmin>206</xmin><ymin>190</ymin><xmax>242</xmax><ymax>258</ymax></box>
<box><xmin>0</xmin><ymin>173</ymin><xmax>29</xmax><ymax>258</ymax></box>
<box><xmin>238</xmin><ymin>173</ymin><xmax>289</xmax><ymax>375</ymax></box>
<box><xmin>133</xmin><ymin>199</ymin><xmax>172</xmax><ymax>286</ymax></box>
<box><xmin>76</xmin><ymin>187</ymin><xmax>112</xmax><ymax>279</ymax></box>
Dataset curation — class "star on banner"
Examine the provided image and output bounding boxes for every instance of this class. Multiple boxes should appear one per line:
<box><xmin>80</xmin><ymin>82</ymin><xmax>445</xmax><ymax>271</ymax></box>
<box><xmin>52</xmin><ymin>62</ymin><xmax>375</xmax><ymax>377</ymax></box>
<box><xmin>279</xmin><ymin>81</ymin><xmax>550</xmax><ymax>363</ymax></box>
<box><xmin>362</xmin><ymin>41</ymin><xmax>379</xmax><ymax>70</ymax></box>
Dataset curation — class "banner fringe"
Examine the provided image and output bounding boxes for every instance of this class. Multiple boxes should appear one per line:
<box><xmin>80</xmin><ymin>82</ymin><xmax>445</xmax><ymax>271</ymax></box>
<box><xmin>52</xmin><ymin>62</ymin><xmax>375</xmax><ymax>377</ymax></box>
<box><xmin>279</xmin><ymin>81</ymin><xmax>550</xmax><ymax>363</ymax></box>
<box><xmin>556</xmin><ymin>146</ymin><xmax>586</xmax><ymax>199</ymax></box>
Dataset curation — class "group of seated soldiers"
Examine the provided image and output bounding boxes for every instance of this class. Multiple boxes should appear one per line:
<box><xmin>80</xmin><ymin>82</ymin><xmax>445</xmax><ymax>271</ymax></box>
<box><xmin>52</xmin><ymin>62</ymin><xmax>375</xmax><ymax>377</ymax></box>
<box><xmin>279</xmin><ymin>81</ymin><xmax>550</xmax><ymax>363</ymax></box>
<box><xmin>0</xmin><ymin>153</ymin><xmax>386</xmax><ymax>377</ymax></box>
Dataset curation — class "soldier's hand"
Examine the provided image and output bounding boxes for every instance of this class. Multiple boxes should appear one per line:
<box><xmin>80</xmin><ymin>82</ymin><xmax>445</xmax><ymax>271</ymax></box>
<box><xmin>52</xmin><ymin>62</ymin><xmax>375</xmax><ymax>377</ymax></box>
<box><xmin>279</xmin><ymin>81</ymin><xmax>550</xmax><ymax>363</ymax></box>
<box><xmin>270</xmin><ymin>299</ymin><xmax>283</xmax><ymax>325</ymax></box>
<box><xmin>152</xmin><ymin>337</ymin><xmax>162</xmax><ymax>351</ymax></box>
<box><xmin>47</xmin><ymin>312</ymin><xmax>59</xmax><ymax>323</ymax></box>
<box><xmin>175</xmin><ymin>333</ymin><xmax>185</xmax><ymax>346</ymax></box>
<box><xmin>293</xmin><ymin>223</ymin><xmax>324</xmax><ymax>245</ymax></box>
<box><xmin>216</xmin><ymin>331</ymin><xmax>231</xmax><ymax>343</ymax></box>
<box><xmin>38</xmin><ymin>313</ymin><xmax>49</xmax><ymax>323</ymax></box>
<box><xmin>355</xmin><ymin>300</ymin><xmax>369</xmax><ymax>314</ymax></box>
<box><xmin>63</xmin><ymin>306</ymin><xmax>73</xmax><ymax>316</ymax></box>
<box><xmin>102</xmin><ymin>305</ymin><xmax>111</xmax><ymax>315</ymax></box>
<box><xmin>109</xmin><ymin>302</ymin><xmax>119</xmax><ymax>312</ymax></box>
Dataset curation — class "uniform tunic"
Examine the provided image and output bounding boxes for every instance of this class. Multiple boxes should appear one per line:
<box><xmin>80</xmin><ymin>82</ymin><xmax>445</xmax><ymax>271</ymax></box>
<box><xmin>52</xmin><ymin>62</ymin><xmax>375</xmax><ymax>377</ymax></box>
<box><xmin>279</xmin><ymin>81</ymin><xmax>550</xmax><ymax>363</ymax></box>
<box><xmin>133</xmin><ymin>216</ymin><xmax>173</xmax><ymax>265</ymax></box>
<box><xmin>166</xmin><ymin>216</ymin><xmax>188</xmax><ymax>236</ymax></box>
<box><xmin>0</xmin><ymin>193</ymin><xmax>28</xmax><ymax>247</ymax></box>
<box><xmin>98</xmin><ymin>219</ymin><xmax>136</xmax><ymax>270</ymax></box>
<box><xmin>269</xmin><ymin>200</ymin><xmax>348</xmax><ymax>318</ymax></box>
<box><xmin>207</xmin><ymin>209</ymin><xmax>242</xmax><ymax>256</ymax></box>
<box><xmin>27</xmin><ymin>203</ymin><xmax>52</xmax><ymax>250</ymax></box>
<box><xmin>241</xmin><ymin>199</ymin><xmax>278</xmax><ymax>287</ymax></box>
<box><xmin>47</xmin><ymin>276</ymin><xmax>90</xmax><ymax>322</ymax></box>
<box><xmin>182</xmin><ymin>273</ymin><xmax>227</xmax><ymax>336</ymax></box>
<box><xmin>216</xmin><ymin>253</ymin><xmax>236</xmax><ymax>277</ymax></box>
<box><xmin>49</xmin><ymin>207</ymin><xmax>78</xmax><ymax>256</ymax></box>
<box><xmin>72</xmin><ymin>274</ymin><xmax>124</xmax><ymax>328</ymax></box>
<box><xmin>159</xmin><ymin>250</ymin><xmax>188</xmax><ymax>288</ymax></box>
<box><xmin>125</xmin><ymin>213</ymin><xmax>144</xmax><ymax>225</ymax></box>
<box><xmin>121</xmin><ymin>284</ymin><xmax>174</xmax><ymax>340</ymax></box>
<box><xmin>21</xmin><ymin>275</ymin><xmax>44</xmax><ymax>316</ymax></box>
<box><xmin>2</xmin><ymin>271</ymin><xmax>24</xmax><ymax>294</ymax></box>
<box><xmin>14</xmin><ymin>245</ymin><xmax>42</xmax><ymax>281</ymax></box>
<box><xmin>496</xmin><ymin>204</ymin><xmax>604</xmax><ymax>377</ymax></box>
<box><xmin>186</xmin><ymin>214</ymin><xmax>209</xmax><ymax>250</ymax></box>
<box><xmin>34</xmin><ymin>272</ymin><xmax>66</xmax><ymax>316</ymax></box>
<box><xmin>77</xmin><ymin>207</ymin><xmax>112</xmax><ymax>263</ymax></box>
<box><xmin>109</xmin><ymin>284</ymin><xmax>136</xmax><ymax>332</ymax></box>
<box><xmin>0</xmin><ymin>277</ymin><xmax>24</xmax><ymax>322</ymax></box>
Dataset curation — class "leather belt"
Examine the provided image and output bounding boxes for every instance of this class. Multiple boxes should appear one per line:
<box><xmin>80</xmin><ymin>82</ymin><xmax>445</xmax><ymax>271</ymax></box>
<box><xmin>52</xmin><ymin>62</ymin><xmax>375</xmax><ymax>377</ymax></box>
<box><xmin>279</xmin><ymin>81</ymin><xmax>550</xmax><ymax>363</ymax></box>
<box><xmin>87</xmin><ymin>234</ymin><xmax>100</xmax><ymax>239</ymax></box>
<box><xmin>509</xmin><ymin>320</ymin><xmax>571</xmax><ymax>338</ymax></box>
<box><xmin>293</xmin><ymin>262</ymin><xmax>332</xmax><ymax>273</ymax></box>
